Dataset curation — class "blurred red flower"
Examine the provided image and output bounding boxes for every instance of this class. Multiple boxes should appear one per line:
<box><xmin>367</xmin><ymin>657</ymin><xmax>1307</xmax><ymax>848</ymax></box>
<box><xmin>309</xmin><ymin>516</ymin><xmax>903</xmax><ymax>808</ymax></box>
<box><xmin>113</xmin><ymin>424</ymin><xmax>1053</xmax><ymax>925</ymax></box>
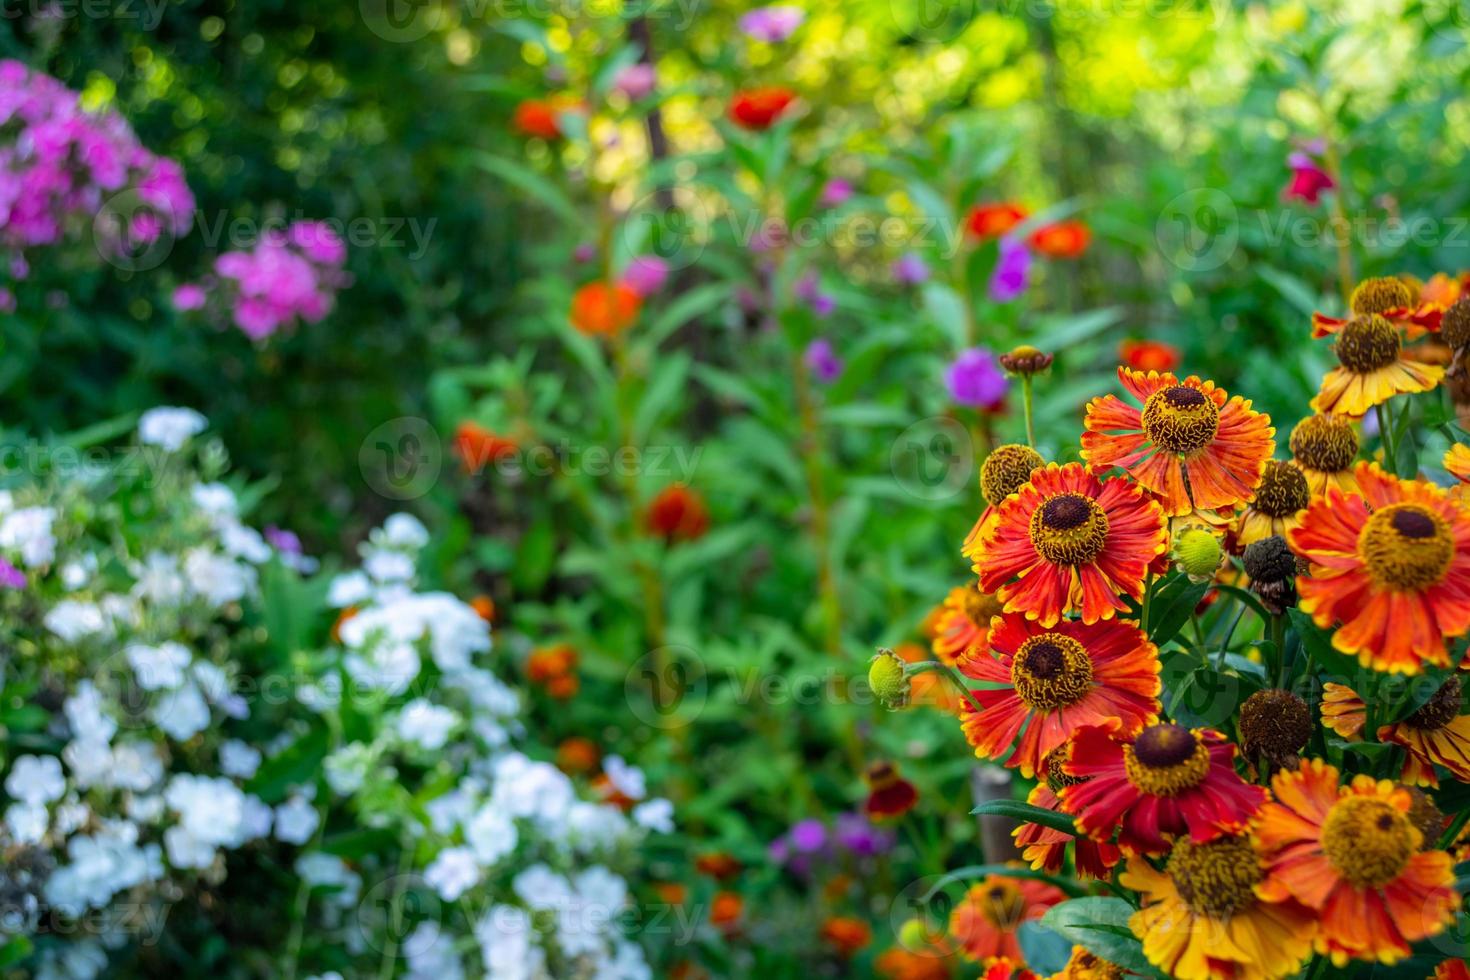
<box><xmin>452</xmin><ymin>420</ymin><xmax>517</xmax><ymax>475</ymax></box>
<box><xmin>1029</xmin><ymin>220</ymin><xmax>1091</xmax><ymax>258</ymax></box>
<box><xmin>1118</xmin><ymin>338</ymin><xmax>1181</xmax><ymax>372</ymax></box>
<box><xmin>965</xmin><ymin>202</ymin><xmax>1028</xmax><ymax>239</ymax></box>
<box><xmin>646</xmin><ymin>483</ymin><xmax>710</xmax><ymax>542</ymax></box>
<box><xmin>820</xmin><ymin>917</ymin><xmax>872</xmax><ymax>957</ymax></box>
<box><xmin>570</xmin><ymin>282</ymin><xmax>641</xmax><ymax>337</ymax></box>
<box><xmin>729</xmin><ymin>87</ymin><xmax>797</xmax><ymax>130</ymax></box>
<box><xmin>511</xmin><ymin>96</ymin><xmax>581</xmax><ymax>139</ymax></box>
<box><xmin>864</xmin><ymin>760</ymin><xmax>919</xmax><ymax>819</ymax></box>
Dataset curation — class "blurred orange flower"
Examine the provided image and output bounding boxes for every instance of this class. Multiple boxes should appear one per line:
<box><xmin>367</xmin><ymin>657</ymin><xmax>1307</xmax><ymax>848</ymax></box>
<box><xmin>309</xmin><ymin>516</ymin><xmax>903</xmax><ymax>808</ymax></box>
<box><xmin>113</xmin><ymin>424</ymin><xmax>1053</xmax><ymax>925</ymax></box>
<box><xmin>646</xmin><ymin>483</ymin><xmax>710</xmax><ymax>542</ymax></box>
<box><xmin>966</xmin><ymin>202</ymin><xmax>1028</xmax><ymax>240</ymax></box>
<box><xmin>512</xmin><ymin>96</ymin><xmax>581</xmax><ymax>139</ymax></box>
<box><xmin>555</xmin><ymin>736</ymin><xmax>600</xmax><ymax>774</ymax></box>
<box><xmin>709</xmin><ymin>891</ymin><xmax>744</xmax><ymax>933</ymax></box>
<box><xmin>695</xmin><ymin>852</ymin><xmax>742</xmax><ymax>881</ymax></box>
<box><xmin>469</xmin><ymin>594</ymin><xmax>496</xmax><ymax>622</ymax></box>
<box><xmin>570</xmin><ymin>282</ymin><xmax>641</xmax><ymax>337</ymax></box>
<box><xmin>452</xmin><ymin>421</ymin><xmax>517</xmax><ymax>475</ymax></box>
<box><xmin>820</xmin><ymin>917</ymin><xmax>872</xmax><ymax>957</ymax></box>
<box><xmin>526</xmin><ymin>643</ymin><xmax>579</xmax><ymax>699</ymax></box>
<box><xmin>1118</xmin><ymin>339</ymin><xmax>1180</xmax><ymax>373</ymax></box>
<box><xmin>1029</xmin><ymin>220</ymin><xmax>1091</xmax><ymax>258</ymax></box>
<box><xmin>729</xmin><ymin>87</ymin><xmax>797</xmax><ymax>130</ymax></box>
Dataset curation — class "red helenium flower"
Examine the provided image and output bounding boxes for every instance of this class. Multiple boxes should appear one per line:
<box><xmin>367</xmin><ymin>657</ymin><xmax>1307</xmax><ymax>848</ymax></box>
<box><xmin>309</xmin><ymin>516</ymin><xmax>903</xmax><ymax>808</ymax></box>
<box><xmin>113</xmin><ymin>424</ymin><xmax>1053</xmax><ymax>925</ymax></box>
<box><xmin>729</xmin><ymin>87</ymin><xmax>797</xmax><ymax>130</ymax></box>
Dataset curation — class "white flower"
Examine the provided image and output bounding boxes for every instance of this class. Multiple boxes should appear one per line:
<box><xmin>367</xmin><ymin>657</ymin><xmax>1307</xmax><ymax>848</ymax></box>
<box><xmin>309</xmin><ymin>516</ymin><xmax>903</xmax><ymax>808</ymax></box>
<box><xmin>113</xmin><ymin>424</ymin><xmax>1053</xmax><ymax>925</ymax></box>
<box><xmin>323</xmin><ymin>742</ymin><xmax>375</xmax><ymax>796</ymax></box>
<box><xmin>184</xmin><ymin>547</ymin><xmax>256</xmax><ymax>606</ymax></box>
<box><xmin>0</xmin><ymin>505</ymin><xmax>56</xmax><ymax>567</ymax></box>
<box><xmin>296</xmin><ymin>852</ymin><xmax>359</xmax><ymax>892</ymax></box>
<box><xmin>165</xmin><ymin>774</ymin><xmax>246</xmax><ymax>847</ymax></box>
<box><xmin>397</xmin><ymin>699</ymin><xmax>458</xmax><ymax>751</ymax></box>
<box><xmin>425</xmin><ymin>785</ymin><xmax>479</xmax><ymax>835</ymax></box>
<box><xmin>109</xmin><ymin>742</ymin><xmax>164</xmax><ymax>793</ymax></box>
<box><xmin>364</xmin><ymin>548</ymin><xmax>415</xmax><ymax>583</ymax></box>
<box><xmin>240</xmin><ymin>795</ymin><xmax>275</xmax><ymax>840</ymax></box>
<box><xmin>5</xmin><ymin>802</ymin><xmax>47</xmax><ymax>844</ymax></box>
<box><xmin>126</xmin><ymin>641</ymin><xmax>191</xmax><ymax>691</ymax></box>
<box><xmin>405</xmin><ymin>921</ymin><xmax>465</xmax><ymax>980</ymax></box>
<box><xmin>138</xmin><ymin>406</ymin><xmax>206</xmax><ymax>450</ymax></box>
<box><xmin>326</xmin><ymin>570</ymin><xmax>371</xmax><ymax>607</ymax></box>
<box><xmin>6</xmin><ymin>754</ymin><xmax>65</xmax><ymax>805</ymax></box>
<box><xmin>465</xmin><ymin>803</ymin><xmax>518</xmax><ymax>867</ymax></box>
<box><xmin>380</xmin><ymin>513</ymin><xmax>430</xmax><ymax>550</ymax></box>
<box><xmin>563</xmin><ymin>802</ymin><xmax>629</xmax><ymax>852</ymax></box>
<box><xmin>62</xmin><ymin>738</ymin><xmax>114</xmax><ymax>789</ymax></box>
<box><xmin>595</xmin><ymin>941</ymin><xmax>652</xmax><ymax>980</ymax></box>
<box><xmin>44</xmin><ymin>821</ymin><xmax>161</xmax><ymax>913</ymax></box>
<box><xmin>55</xmin><ymin>800</ymin><xmax>91</xmax><ymax>834</ymax></box>
<box><xmin>475</xmin><ymin>905</ymin><xmax>544</xmax><ymax>980</ymax></box>
<box><xmin>64</xmin><ymin>681</ymin><xmax>116</xmax><ymax>743</ymax></box>
<box><xmin>151</xmin><ymin>683</ymin><xmax>211</xmax><ymax>741</ymax></box>
<box><xmin>424</xmin><ymin>846</ymin><xmax>481</xmax><ymax>901</ymax></box>
<box><xmin>132</xmin><ymin>551</ymin><xmax>187</xmax><ymax>605</ymax></box>
<box><xmin>601</xmin><ymin>756</ymin><xmax>645</xmax><ymax>802</ymax></box>
<box><xmin>489</xmin><ymin>754</ymin><xmax>574</xmax><ymax>827</ymax></box>
<box><xmin>34</xmin><ymin>938</ymin><xmax>109</xmax><ymax>980</ymax></box>
<box><xmin>273</xmin><ymin>795</ymin><xmax>320</xmax><ymax>844</ymax></box>
<box><xmin>126</xmin><ymin>795</ymin><xmax>164</xmax><ymax>823</ymax></box>
<box><xmin>513</xmin><ymin>864</ymin><xmax>572</xmax><ymax>910</ymax></box>
<box><xmin>219</xmin><ymin>521</ymin><xmax>272</xmax><ymax>563</ymax></box>
<box><xmin>220</xmin><ymin>740</ymin><xmax>262</xmax><ymax>779</ymax></box>
<box><xmin>163</xmin><ymin>825</ymin><xmax>217</xmax><ymax>870</ymax></box>
<box><xmin>190</xmin><ymin>482</ymin><xmax>238</xmax><ymax>518</ymax></box>
<box><xmin>45</xmin><ymin>600</ymin><xmax>108</xmax><ymax>642</ymax></box>
<box><xmin>59</xmin><ymin>554</ymin><xmax>97</xmax><ymax>590</ymax></box>
<box><xmin>632</xmin><ymin>798</ymin><xmax>673</xmax><ymax>834</ymax></box>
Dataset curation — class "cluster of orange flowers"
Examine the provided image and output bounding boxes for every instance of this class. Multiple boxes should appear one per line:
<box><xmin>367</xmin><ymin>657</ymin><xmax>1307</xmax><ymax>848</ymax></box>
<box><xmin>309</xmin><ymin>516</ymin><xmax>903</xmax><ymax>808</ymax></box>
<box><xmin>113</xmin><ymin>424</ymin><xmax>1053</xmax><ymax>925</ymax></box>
<box><xmin>879</xmin><ymin>274</ymin><xmax>1470</xmax><ymax>979</ymax></box>
<box><xmin>965</xmin><ymin>201</ymin><xmax>1092</xmax><ymax>259</ymax></box>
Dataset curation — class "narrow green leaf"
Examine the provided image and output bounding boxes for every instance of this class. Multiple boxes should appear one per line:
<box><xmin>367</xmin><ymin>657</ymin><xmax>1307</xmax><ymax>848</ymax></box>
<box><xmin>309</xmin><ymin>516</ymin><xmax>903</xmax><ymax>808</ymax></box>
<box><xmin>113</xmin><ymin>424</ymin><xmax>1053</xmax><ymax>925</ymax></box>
<box><xmin>970</xmin><ymin>799</ymin><xmax>1077</xmax><ymax>836</ymax></box>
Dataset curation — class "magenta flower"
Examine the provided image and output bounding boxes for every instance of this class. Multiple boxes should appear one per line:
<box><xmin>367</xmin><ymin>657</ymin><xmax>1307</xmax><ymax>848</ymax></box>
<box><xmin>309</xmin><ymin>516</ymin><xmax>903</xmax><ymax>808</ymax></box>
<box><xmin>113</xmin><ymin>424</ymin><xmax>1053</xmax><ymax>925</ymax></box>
<box><xmin>1282</xmin><ymin>151</ymin><xmax>1335</xmax><ymax>205</ymax></box>
<box><xmin>573</xmin><ymin>242</ymin><xmax>597</xmax><ymax>263</ymax></box>
<box><xmin>171</xmin><ymin>283</ymin><xmax>207</xmax><ymax>312</ymax></box>
<box><xmin>620</xmin><ymin>255</ymin><xmax>669</xmax><ymax>297</ymax></box>
<box><xmin>0</xmin><ymin>558</ymin><xmax>25</xmax><ymax>590</ymax></box>
<box><xmin>945</xmin><ymin>347</ymin><xmax>1009</xmax><ymax>409</ymax></box>
<box><xmin>612</xmin><ymin>63</ymin><xmax>658</xmax><ymax>101</ymax></box>
<box><xmin>819</xmin><ymin>178</ymin><xmax>854</xmax><ymax>208</ymax></box>
<box><xmin>804</xmin><ymin>338</ymin><xmax>843</xmax><ymax>383</ymax></box>
<box><xmin>892</xmin><ymin>252</ymin><xmax>929</xmax><ymax>286</ymax></box>
<box><xmin>795</xmin><ymin>271</ymin><xmax>835</xmax><ymax>318</ymax></box>
<box><xmin>738</xmin><ymin>5</ymin><xmax>804</xmax><ymax>42</ymax></box>
<box><xmin>987</xmin><ymin>237</ymin><xmax>1031</xmax><ymax>302</ymax></box>
<box><xmin>0</xmin><ymin>288</ymin><xmax>13</xmax><ymax>314</ymax></box>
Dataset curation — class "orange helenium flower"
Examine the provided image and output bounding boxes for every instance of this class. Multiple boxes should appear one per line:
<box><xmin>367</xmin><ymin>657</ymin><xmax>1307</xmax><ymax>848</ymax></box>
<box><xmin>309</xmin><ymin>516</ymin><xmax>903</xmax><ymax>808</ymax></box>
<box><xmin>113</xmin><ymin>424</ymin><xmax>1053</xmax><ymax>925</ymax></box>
<box><xmin>728</xmin><ymin>87</ymin><xmax>797</xmax><ymax>130</ymax></box>
<box><xmin>452</xmin><ymin>420</ymin><xmax>518</xmax><ymax>475</ymax></box>
<box><xmin>1013</xmin><ymin>747</ymin><xmax>1120</xmax><ymax>880</ymax></box>
<box><xmin>1029</xmin><ymin>220</ymin><xmax>1091</xmax><ymax>258</ymax></box>
<box><xmin>1376</xmin><ymin>676</ymin><xmax>1470</xmax><ymax>787</ymax></box>
<box><xmin>645</xmin><ymin>483</ymin><xmax>709</xmax><ymax>542</ymax></box>
<box><xmin>1255</xmin><ymin>759</ymin><xmax>1458</xmax><ymax>965</ymax></box>
<box><xmin>570</xmin><ymin>282</ymin><xmax>641</xmax><ymax>337</ymax></box>
<box><xmin>1059</xmin><ymin>721</ymin><xmax>1266</xmax><ymax>855</ymax></box>
<box><xmin>1122</xmin><ymin>834</ymin><xmax>1316</xmax><ymax>980</ymax></box>
<box><xmin>934</xmin><ymin>583</ymin><xmax>1004</xmax><ymax>667</ymax></box>
<box><xmin>1119</xmin><ymin>339</ymin><xmax>1181</xmax><ymax>373</ymax></box>
<box><xmin>947</xmin><ymin>876</ymin><xmax>1063</xmax><ymax>964</ymax></box>
<box><xmin>864</xmin><ymin>760</ymin><xmax>919</xmax><ymax>820</ymax></box>
<box><xmin>1319</xmin><ymin>682</ymin><xmax>1366</xmax><ymax>739</ymax></box>
<box><xmin>957</xmin><ymin>614</ymin><xmax>1160</xmax><ymax>777</ymax></box>
<box><xmin>1046</xmin><ymin>946</ymin><xmax>1125</xmax><ymax>980</ymax></box>
<box><xmin>1289</xmin><ymin>462</ymin><xmax>1470</xmax><ymax>674</ymax></box>
<box><xmin>1082</xmin><ymin>368</ymin><xmax>1275</xmax><ymax>517</ymax></box>
<box><xmin>972</xmin><ymin>462</ymin><xmax>1168</xmax><ymax>626</ymax></box>
<box><xmin>511</xmin><ymin>96</ymin><xmax>582</xmax><ymax>140</ymax></box>
<box><xmin>966</xmin><ymin>202</ymin><xmax>1029</xmax><ymax>240</ymax></box>
<box><xmin>820</xmin><ymin>917</ymin><xmax>872</xmax><ymax>957</ymax></box>
<box><xmin>1311</xmin><ymin>314</ymin><xmax>1443</xmax><ymax>417</ymax></box>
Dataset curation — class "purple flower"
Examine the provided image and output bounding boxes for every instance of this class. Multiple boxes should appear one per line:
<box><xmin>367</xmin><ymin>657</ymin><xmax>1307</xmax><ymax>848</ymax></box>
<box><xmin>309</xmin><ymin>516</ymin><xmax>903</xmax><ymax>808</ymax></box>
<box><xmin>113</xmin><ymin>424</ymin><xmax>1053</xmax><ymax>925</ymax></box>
<box><xmin>573</xmin><ymin>242</ymin><xmax>597</xmax><ymax>263</ymax></box>
<box><xmin>264</xmin><ymin>525</ymin><xmax>303</xmax><ymax>555</ymax></box>
<box><xmin>789</xmin><ymin>818</ymin><xmax>827</xmax><ymax>853</ymax></box>
<box><xmin>738</xmin><ymin>5</ymin><xmax>804</xmax><ymax>42</ymax></box>
<box><xmin>749</xmin><ymin>218</ymin><xmax>788</xmax><ymax>254</ymax></box>
<box><xmin>620</xmin><ymin>255</ymin><xmax>669</xmax><ymax>297</ymax></box>
<box><xmin>988</xmin><ymin>237</ymin><xmax>1032</xmax><ymax>303</ymax></box>
<box><xmin>0</xmin><ymin>288</ymin><xmax>13</xmax><ymax>314</ymax></box>
<box><xmin>834</xmin><ymin>812</ymin><xmax>893</xmax><ymax>857</ymax></box>
<box><xmin>804</xmin><ymin>338</ymin><xmax>843</xmax><ymax>383</ymax></box>
<box><xmin>612</xmin><ymin>63</ymin><xmax>658</xmax><ymax>101</ymax></box>
<box><xmin>171</xmin><ymin>283</ymin><xmax>208</xmax><ymax>311</ymax></box>
<box><xmin>946</xmin><ymin>347</ymin><xmax>1009</xmax><ymax>409</ymax></box>
<box><xmin>0</xmin><ymin>558</ymin><xmax>26</xmax><ymax>589</ymax></box>
<box><xmin>795</xmin><ymin>271</ymin><xmax>835</xmax><ymax>318</ymax></box>
<box><xmin>892</xmin><ymin>252</ymin><xmax>929</xmax><ymax>286</ymax></box>
<box><xmin>819</xmin><ymin>178</ymin><xmax>854</xmax><ymax>208</ymax></box>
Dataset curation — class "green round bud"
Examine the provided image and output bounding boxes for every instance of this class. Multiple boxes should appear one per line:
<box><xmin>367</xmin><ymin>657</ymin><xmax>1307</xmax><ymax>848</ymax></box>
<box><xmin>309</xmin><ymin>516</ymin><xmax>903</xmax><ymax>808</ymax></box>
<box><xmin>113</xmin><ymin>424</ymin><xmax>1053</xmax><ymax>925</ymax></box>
<box><xmin>868</xmin><ymin>648</ymin><xmax>911</xmax><ymax>710</ymax></box>
<box><xmin>1173</xmin><ymin>527</ymin><xmax>1222</xmax><ymax>582</ymax></box>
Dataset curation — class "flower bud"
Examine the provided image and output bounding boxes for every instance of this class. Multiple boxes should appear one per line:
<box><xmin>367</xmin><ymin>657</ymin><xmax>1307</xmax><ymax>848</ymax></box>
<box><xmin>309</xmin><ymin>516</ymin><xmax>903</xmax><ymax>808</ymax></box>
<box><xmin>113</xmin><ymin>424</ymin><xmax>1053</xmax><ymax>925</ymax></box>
<box><xmin>998</xmin><ymin>345</ymin><xmax>1054</xmax><ymax>376</ymax></box>
<box><xmin>1173</xmin><ymin>526</ymin><xmax>1223</xmax><ymax>582</ymax></box>
<box><xmin>868</xmin><ymin>649</ymin><xmax>910</xmax><ymax>709</ymax></box>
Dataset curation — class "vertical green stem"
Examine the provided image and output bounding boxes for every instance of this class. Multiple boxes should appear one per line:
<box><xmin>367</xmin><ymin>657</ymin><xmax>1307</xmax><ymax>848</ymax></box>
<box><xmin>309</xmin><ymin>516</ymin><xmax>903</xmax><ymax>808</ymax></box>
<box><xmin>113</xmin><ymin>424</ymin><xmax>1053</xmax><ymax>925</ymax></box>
<box><xmin>1021</xmin><ymin>375</ymin><xmax>1036</xmax><ymax>449</ymax></box>
<box><xmin>1377</xmin><ymin>401</ymin><xmax>1396</xmax><ymax>476</ymax></box>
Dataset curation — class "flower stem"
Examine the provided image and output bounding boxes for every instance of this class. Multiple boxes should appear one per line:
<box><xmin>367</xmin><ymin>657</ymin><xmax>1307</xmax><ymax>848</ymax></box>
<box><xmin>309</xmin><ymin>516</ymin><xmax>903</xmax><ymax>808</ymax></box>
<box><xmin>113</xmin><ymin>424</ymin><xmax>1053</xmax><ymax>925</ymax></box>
<box><xmin>1377</xmin><ymin>401</ymin><xmax>1397</xmax><ymax>476</ymax></box>
<box><xmin>1021</xmin><ymin>375</ymin><xmax>1036</xmax><ymax>448</ymax></box>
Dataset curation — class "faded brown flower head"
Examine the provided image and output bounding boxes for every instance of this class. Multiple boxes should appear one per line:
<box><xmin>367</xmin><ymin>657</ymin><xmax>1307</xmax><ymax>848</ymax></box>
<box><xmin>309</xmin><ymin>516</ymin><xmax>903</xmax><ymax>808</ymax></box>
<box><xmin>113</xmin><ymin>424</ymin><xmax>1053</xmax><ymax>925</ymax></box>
<box><xmin>998</xmin><ymin>345</ymin><xmax>1054</xmax><ymax>376</ymax></box>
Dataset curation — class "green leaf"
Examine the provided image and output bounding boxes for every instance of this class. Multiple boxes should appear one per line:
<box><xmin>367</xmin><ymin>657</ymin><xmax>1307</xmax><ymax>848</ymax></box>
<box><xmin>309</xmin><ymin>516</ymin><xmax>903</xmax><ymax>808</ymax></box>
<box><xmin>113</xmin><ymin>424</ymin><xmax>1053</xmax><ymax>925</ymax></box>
<box><xmin>640</xmin><ymin>282</ymin><xmax>732</xmax><ymax>350</ymax></box>
<box><xmin>248</xmin><ymin>725</ymin><xmax>330</xmax><ymax>804</ymax></box>
<box><xmin>471</xmin><ymin>152</ymin><xmax>579</xmax><ymax>224</ymax></box>
<box><xmin>1147</xmin><ymin>575</ymin><xmax>1211</xmax><ymax>645</ymax></box>
<box><xmin>922</xmin><ymin>862</ymin><xmax>1090</xmax><ymax>898</ymax></box>
<box><xmin>1042</xmin><ymin>898</ymin><xmax>1165</xmax><ymax>978</ymax></box>
<box><xmin>970</xmin><ymin>799</ymin><xmax>1077</xmax><ymax>836</ymax></box>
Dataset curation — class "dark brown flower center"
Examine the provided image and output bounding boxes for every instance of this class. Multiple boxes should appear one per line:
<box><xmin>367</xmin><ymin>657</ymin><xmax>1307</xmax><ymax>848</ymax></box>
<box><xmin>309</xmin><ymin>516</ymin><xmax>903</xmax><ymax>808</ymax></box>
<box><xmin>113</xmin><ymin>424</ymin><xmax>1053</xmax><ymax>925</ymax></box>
<box><xmin>1350</xmin><ymin>276</ymin><xmax>1413</xmax><ymax>316</ymax></box>
<box><xmin>1335</xmin><ymin>314</ymin><xmax>1401</xmax><ymax>373</ymax></box>
<box><xmin>1321</xmin><ymin>796</ymin><xmax>1416</xmax><ymax>887</ymax></box>
<box><xmin>980</xmin><ymin>444</ymin><xmax>1045</xmax><ymax>506</ymax></box>
<box><xmin>1166</xmin><ymin>835</ymin><xmax>1261</xmax><ymax>917</ymax></box>
<box><xmin>1289</xmin><ymin>414</ymin><xmax>1359</xmax><ymax>473</ymax></box>
<box><xmin>1251</xmin><ymin>461</ymin><xmax>1310</xmax><ymax>517</ymax></box>
<box><xmin>1011</xmin><ymin>634</ymin><xmax>1093</xmax><ymax>710</ymax></box>
<box><xmin>1124</xmin><ymin>724</ymin><xmax>1211</xmax><ymax>797</ymax></box>
<box><xmin>1359</xmin><ymin>503</ymin><xmax>1453</xmax><ymax>591</ymax></box>
<box><xmin>1405</xmin><ymin>676</ymin><xmax>1462</xmax><ymax>731</ymax></box>
<box><xmin>1141</xmin><ymin>384</ymin><xmax>1219</xmax><ymax>455</ymax></box>
<box><xmin>1029</xmin><ymin>493</ymin><xmax>1109</xmax><ymax>565</ymax></box>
